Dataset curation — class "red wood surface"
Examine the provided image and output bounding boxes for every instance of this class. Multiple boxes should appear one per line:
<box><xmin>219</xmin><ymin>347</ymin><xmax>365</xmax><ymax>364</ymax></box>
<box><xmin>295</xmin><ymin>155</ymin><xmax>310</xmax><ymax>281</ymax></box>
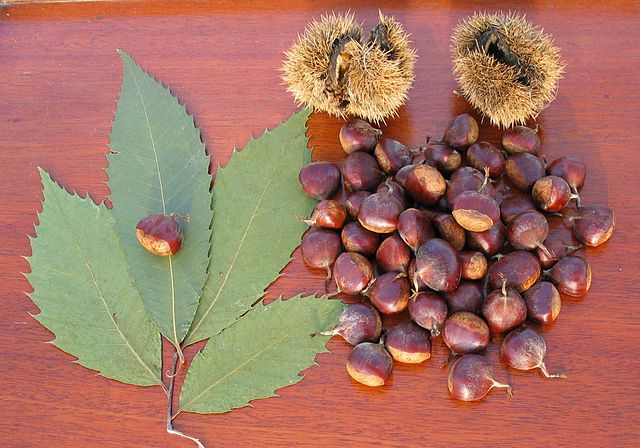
<box><xmin>1</xmin><ymin>1</ymin><xmax>639</xmax><ymax>447</ymax></box>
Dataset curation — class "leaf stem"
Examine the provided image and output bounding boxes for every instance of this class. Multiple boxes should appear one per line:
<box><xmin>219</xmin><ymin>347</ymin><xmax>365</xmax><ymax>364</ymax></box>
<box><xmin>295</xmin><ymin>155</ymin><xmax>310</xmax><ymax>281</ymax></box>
<box><xmin>166</xmin><ymin>348</ymin><xmax>205</xmax><ymax>448</ymax></box>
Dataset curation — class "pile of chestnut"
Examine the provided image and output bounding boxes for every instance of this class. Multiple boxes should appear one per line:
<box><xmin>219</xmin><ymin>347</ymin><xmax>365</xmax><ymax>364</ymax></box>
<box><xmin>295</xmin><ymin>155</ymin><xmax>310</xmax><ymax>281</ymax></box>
<box><xmin>298</xmin><ymin>114</ymin><xmax>615</xmax><ymax>401</ymax></box>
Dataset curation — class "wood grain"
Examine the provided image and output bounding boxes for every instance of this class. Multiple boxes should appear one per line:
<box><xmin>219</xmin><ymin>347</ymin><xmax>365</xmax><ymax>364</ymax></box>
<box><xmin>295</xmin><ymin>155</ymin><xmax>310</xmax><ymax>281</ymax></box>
<box><xmin>1</xmin><ymin>1</ymin><xmax>639</xmax><ymax>447</ymax></box>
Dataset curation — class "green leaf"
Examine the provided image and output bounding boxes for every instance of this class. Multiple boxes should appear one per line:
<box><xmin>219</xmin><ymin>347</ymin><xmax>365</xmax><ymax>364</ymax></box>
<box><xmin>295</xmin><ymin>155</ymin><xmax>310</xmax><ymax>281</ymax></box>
<box><xmin>178</xmin><ymin>296</ymin><xmax>344</xmax><ymax>414</ymax></box>
<box><xmin>183</xmin><ymin>108</ymin><xmax>314</xmax><ymax>346</ymax></box>
<box><xmin>26</xmin><ymin>169</ymin><xmax>162</xmax><ymax>387</ymax></box>
<box><xmin>107</xmin><ymin>50</ymin><xmax>212</xmax><ymax>356</ymax></box>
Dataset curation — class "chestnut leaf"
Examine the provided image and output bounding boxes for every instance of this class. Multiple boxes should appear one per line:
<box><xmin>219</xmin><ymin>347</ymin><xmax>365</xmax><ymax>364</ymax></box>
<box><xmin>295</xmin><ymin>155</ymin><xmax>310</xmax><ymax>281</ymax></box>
<box><xmin>178</xmin><ymin>295</ymin><xmax>344</xmax><ymax>414</ymax></box>
<box><xmin>183</xmin><ymin>108</ymin><xmax>315</xmax><ymax>346</ymax></box>
<box><xmin>25</xmin><ymin>169</ymin><xmax>162</xmax><ymax>387</ymax></box>
<box><xmin>107</xmin><ymin>51</ymin><xmax>213</xmax><ymax>357</ymax></box>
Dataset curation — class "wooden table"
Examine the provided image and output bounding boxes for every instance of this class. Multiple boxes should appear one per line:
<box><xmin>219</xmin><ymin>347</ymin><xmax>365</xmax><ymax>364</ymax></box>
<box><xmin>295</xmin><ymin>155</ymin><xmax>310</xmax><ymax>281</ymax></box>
<box><xmin>1</xmin><ymin>1</ymin><xmax>639</xmax><ymax>446</ymax></box>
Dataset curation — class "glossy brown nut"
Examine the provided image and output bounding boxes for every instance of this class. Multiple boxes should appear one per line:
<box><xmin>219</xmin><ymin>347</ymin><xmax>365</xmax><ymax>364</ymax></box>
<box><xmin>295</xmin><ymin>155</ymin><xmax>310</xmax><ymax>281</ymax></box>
<box><xmin>432</xmin><ymin>213</ymin><xmax>466</xmax><ymax>251</ymax></box>
<box><xmin>442</xmin><ymin>113</ymin><xmax>479</xmax><ymax>149</ymax></box>
<box><xmin>415</xmin><ymin>238</ymin><xmax>461</xmax><ymax>293</ymax></box>
<box><xmin>502</xmin><ymin>126</ymin><xmax>541</xmax><ymax>155</ymax></box>
<box><xmin>377</xmin><ymin>179</ymin><xmax>407</xmax><ymax>209</ymax></box>
<box><xmin>384</xmin><ymin>321</ymin><xmax>432</xmax><ymax>364</ymax></box>
<box><xmin>397</xmin><ymin>208</ymin><xmax>434</xmax><ymax>252</ymax></box>
<box><xmin>548</xmin><ymin>256</ymin><xmax>592</xmax><ymax>297</ymax></box>
<box><xmin>505</xmin><ymin>153</ymin><xmax>546</xmax><ymax>191</ymax></box>
<box><xmin>444</xmin><ymin>281</ymin><xmax>484</xmax><ymax>314</ymax></box>
<box><xmin>394</xmin><ymin>164</ymin><xmax>416</xmax><ymax>187</ymax></box>
<box><xmin>357</xmin><ymin>192</ymin><xmax>404</xmax><ymax>234</ymax></box>
<box><xmin>459</xmin><ymin>251</ymin><xmax>488</xmax><ymax>280</ymax></box>
<box><xmin>298</xmin><ymin>162</ymin><xmax>341</xmax><ymax>200</ymax></box>
<box><xmin>466</xmin><ymin>141</ymin><xmax>505</xmax><ymax>178</ymax></box>
<box><xmin>328</xmin><ymin>303</ymin><xmax>382</xmax><ymax>345</ymax></box>
<box><xmin>300</xmin><ymin>228</ymin><xmax>342</xmax><ymax>270</ymax></box>
<box><xmin>376</xmin><ymin>234</ymin><xmax>411</xmax><ymax>274</ymax></box>
<box><xmin>488</xmin><ymin>251</ymin><xmax>541</xmax><ymax>292</ymax></box>
<box><xmin>452</xmin><ymin>190</ymin><xmax>500</xmax><ymax>232</ymax></box>
<box><xmin>303</xmin><ymin>200</ymin><xmax>347</xmax><ymax>229</ymax></box>
<box><xmin>333</xmin><ymin>252</ymin><xmax>374</xmax><ymax>295</ymax></box>
<box><xmin>466</xmin><ymin>221</ymin><xmax>506</xmax><ymax>257</ymax></box>
<box><xmin>346</xmin><ymin>342</ymin><xmax>393</xmax><ymax>387</ymax></box>
<box><xmin>408</xmin><ymin>258</ymin><xmax>430</xmax><ymax>292</ymax></box>
<box><xmin>446</xmin><ymin>166</ymin><xmax>485</xmax><ymax>206</ymax></box>
<box><xmin>448</xmin><ymin>354</ymin><xmax>512</xmax><ymax>401</ymax></box>
<box><xmin>536</xmin><ymin>227</ymin><xmax>581</xmax><ymax>268</ymax></box>
<box><xmin>423</xmin><ymin>142</ymin><xmax>462</xmax><ymax>173</ymax></box>
<box><xmin>341</xmin><ymin>152</ymin><xmax>383</xmax><ymax>192</ymax></box>
<box><xmin>135</xmin><ymin>214</ymin><xmax>183</xmax><ymax>256</ymax></box>
<box><xmin>367</xmin><ymin>272</ymin><xmax>411</xmax><ymax>315</ymax></box>
<box><xmin>500</xmin><ymin>327</ymin><xmax>565</xmax><ymax>379</ymax></box>
<box><xmin>408</xmin><ymin>292</ymin><xmax>448</xmax><ymax>336</ymax></box>
<box><xmin>374</xmin><ymin>138</ymin><xmax>412</xmax><ymax>175</ymax></box>
<box><xmin>481</xmin><ymin>288</ymin><xmax>527</xmax><ymax>334</ymax></box>
<box><xmin>341</xmin><ymin>221</ymin><xmax>380</xmax><ymax>255</ymax></box>
<box><xmin>405</xmin><ymin>164</ymin><xmax>447</xmax><ymax>206</ymax></box>
<box><xmin>531</xmin><ymin>175</ymin><xmax>572</xmax><ymax>212</ymax></box>
<box><xmin>573</xmin><ymin>205</ymin><xmax>616</xmax><ymax>247</ymax></box>
<box><xmin>500</xmin><ymin>191</ymin><xmax>538</xmax><ymax>223</ymax></box>
<box><xmin>339</xmin><ymin>118</ymin><xmax>382</xmax><ymax>154</ymax></box>
<box><xmin>507</xmin><ymin>210</ymin><xmax>549</xmax><ymax>251</ymax></box>
<box><xmin>442</xmin><ymin>311</ymin><xmax>490</xmax><ymax>354</ymax></box>
<box><xmin>345</xmin><ymin>191</ymin><xmax>372</xmax><ymax>218</ymax></box>
<box><xmin>523</xmin><ymin>281</ymin><xmax>561</xmax><ymax>324</ymax></box>
<box><xmin>547</xmin><ymin>156</ymin><xmax>586</xmax><ymax>190</ymax></box>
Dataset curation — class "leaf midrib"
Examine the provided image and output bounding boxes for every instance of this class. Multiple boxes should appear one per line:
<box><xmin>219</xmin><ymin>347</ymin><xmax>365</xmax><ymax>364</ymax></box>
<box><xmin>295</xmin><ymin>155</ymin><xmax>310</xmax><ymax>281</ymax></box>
<box><xmin>184</xmin><ymin>143</ymin><xmax>286</xmax><ymax>345</ymax></box>
<box><xmin>50</xmin><ymin>191</ymin><xmax>161</xmax><ymax>385</ymax></box>
<box><xmin>179</xmin><ymin>304</ymin><xmax>334</xmax><ymax>412</ymax></box>
<box><xmin>126</xmin><ymin>60</ymin><xmax>179</xmax><ymax>347</ymax></box>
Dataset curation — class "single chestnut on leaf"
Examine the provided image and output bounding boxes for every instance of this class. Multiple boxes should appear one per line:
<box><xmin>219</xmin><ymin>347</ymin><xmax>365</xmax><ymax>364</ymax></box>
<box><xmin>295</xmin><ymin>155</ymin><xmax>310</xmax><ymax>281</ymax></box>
<box><xmin>135</xmin><ymin>213</ymin><xmax>184</xmax><ymax>256</ymax></box>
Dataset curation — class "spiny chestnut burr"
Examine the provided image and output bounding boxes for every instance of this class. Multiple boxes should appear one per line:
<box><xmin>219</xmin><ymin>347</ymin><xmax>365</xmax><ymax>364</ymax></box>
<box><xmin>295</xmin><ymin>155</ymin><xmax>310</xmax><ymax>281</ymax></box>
<box><xmin>505</xmin><ymin>153</ymin><xmax>546</xmax><ymax>191</ymax></box>
<box><xmin>405</xmin><ymin>164</ymin><xmax>447</xmax><ymax>206</ymax></box>
<box><xmin>500</xmin><ymin>191</ymin><xmax>537</xmax><ymax>223</ymax></box>
<box><xmin>507</xmin><ymin>210</ymin><xmax>550</xmax><ymax>252</ymax></box>
<box><xmin>135</xmin><ymin>214</ymin><xmax>184</xmax><ymax>256</ymax></box>
<box><xmin>547</xmin><ymin>155</ymin><xmax>586</xmax><ymax>191</ymax></box>
<box><xmin>342</xmin><ymin>152</ymin><xmax>383</xmax><ymax>192</ymax></box>
<box><xmin>300</xmin><ymin>228</ymin><xmax>343</xmax><ymax>280</ymax></box>
<box><xmin>523</xmin><ymin>281</ymin><xmax>561</xmax><ymax>324</ymax></box>
<box><xmin>397</xmin><ymin>208</ymin><xmax>434</xmax><ymax>252</ymax></box>
<box><xmin>409</xmin><ymin>292</ymin><xmax>448</xmax><ymax>336</ymax></box>
<box><xmin>345</xmin><ymin>191</ymin><xmax>372</xmax><ymax>217</ymax></box>
<box><xmin>488</xmin><ymin>250</ymin><xmax>541</xmax><ymax>292</ymax></box>
<box><xmin>375</xmin><ymin>139</ymin><xmax>412</xmax><ymax>175</ymax></box>
<box><xmin>357</xmin><ymin>190</ymin><xmax>404</xmax><ymax>234</ymax></box>
<box><xmin>444</xmin><ymin>281</ymin><xmax>484</xmax><ymax>314</ymax></box>
<box><xmin>536</xmin><ymin>227</ymin><xmax>581</xmax><ymax>268</ymax></box>
<box><xmin>415</xmin><ymin>238</ymin><xmax>461</xmax><ymax>293</ymax></box>
<box><xmin>466</xmin><ymin>141</ymin><xmax>505</xmax><ymax>178</ymax></box>
<box><xmin>300</xmin><ymin>200</ymin><xmax>347</xmax><ymax>229</ymax></box>
<box><xmin>500</xmin><ymin>327</ymin><xmax>566</xmax><ymax>379</ymax></box>
<box><xmin>366</xmin><ymin>272</ymin><xmax>410</xmax><ymax>315</ymax></box>
<box><xmin>442</xmin><ymin>113</ymin><xmax>479</xmax><ymax>149</ymax></box>
<box><xmin>547</xmin><ymin>256</ymin><xmax>591</xmax><ymax>297</ymax></box>
<box><xmin>432</xmin><ymin>213</ymin><xmax>466</xmax><ymax>252</ymax></box>
<box><xmin>340</xmin><ymin>118</ymin><xmax>382</xmax><ymax>154</ymax></box>
<box><xmin>423</xmin><ymin>142</ymin><xmax>462</xmax><ymax>173</ymax></box>
<box><xmin>341</xmin><ymin>221</ymin><xmax>380</xmax><ymax>255</ymax></box>
<box><xmin>321</xmin><ymin>303</ymin><xmax>382</xmax><ymax>345</ymax></box>
<box><xmin>346</xmin><ymin>341</ymin><xmax>393</xmax><ymax>387</ymax></box>
<box><xmin>376</xmin><ymin>234</ymin><xmax>411</xmax><ymax>274</ymax></box>
<box><xmin>384</xmin><ymin>321</ymin><xmax>432</xmax><ymax>363</ymax></box>
<box><xmin>442</xmin><ymin>311</ymin><xmax>490</xmax><ymax>354</ymax></box>
<box><xmin>298</xmin><ymin>161</ymin><xmax>341</xmax><ymax>200</ymax></box>
<box><xmin>459</xmin><ymin>251</ymin><xmax>488</xmax><ymax>280</ymax></box>
<box><xmin>452</xmin><ymin>190</ymin><xmax>500</xmax><ymax>232</ymax></box>
<box><xmin>502</xmin><ymin>126</ymin><xmax>541</xmax><ymax>155</ymax></box>
<box><xmin>466</xmin><ymin>221</ymin><xmax>506</xmax><ymax>257</ymax></box>
<box><xmin>333</xmin><ymin>252</ymin><xmax>374</xmax><ymax>295</ymax></box>
<box><xmin>572</xmin><ymin>205</ymin><xmax>616</xmax><ymax>247</ymax></box>
<box><xmin>481</xmin><ymin>283</ymin><xmax>527</xmax><ymax>334</ymax></box>
<box><xmin>531</xmin><ymin>175</ymin><xmax>574</xmax><ymax>212</ymax></box>
<box><xmin>448</xmin><ymin>354</ymin><xmax>513</xmax><ymax>401</ymax></box>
